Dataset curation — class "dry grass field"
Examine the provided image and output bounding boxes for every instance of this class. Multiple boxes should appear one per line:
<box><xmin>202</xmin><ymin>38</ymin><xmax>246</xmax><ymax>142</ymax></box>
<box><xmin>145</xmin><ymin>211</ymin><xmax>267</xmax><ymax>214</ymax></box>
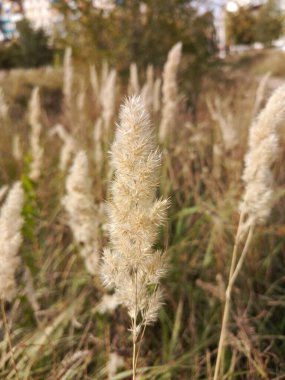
<box><xmin>0</xmin><ymin>46</ymin><xmax>285</xmax><ymax>380</ymax></box>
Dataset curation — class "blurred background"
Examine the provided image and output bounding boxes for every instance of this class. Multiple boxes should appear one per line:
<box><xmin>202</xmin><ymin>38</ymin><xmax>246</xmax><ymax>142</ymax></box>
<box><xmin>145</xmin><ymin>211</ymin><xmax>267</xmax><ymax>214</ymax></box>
<box><xmin>1</xmin><ymin>2</ymin><xmax>285</xmax><ymax>379</ymax></box>
<box><xmin>0</xmin><ymin>0</ymin><xmax>284</xmax><ymax>117</ymax></box>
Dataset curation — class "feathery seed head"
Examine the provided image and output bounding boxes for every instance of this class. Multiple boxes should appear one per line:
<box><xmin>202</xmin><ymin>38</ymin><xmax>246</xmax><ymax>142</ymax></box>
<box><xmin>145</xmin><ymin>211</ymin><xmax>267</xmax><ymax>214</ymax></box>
<box><xmin>102</xmin><ymin>96</ymin><xmax>168</xmax><ymax>330</ymax></box>
<box><xmin>101</xmin><ymin>69</ymin><xmax>117</xmax><ymax>133</ymax></box>
<box><xmin>240</xmin><ymin>84</ymin><xmax>285</xmax><ymax>227</ymax></box>
<box><xmin>90</xmin><ymin>64</ymin><xmax>100</xmax><ymax>100</ymax></box>
<box><xmin>0</xmin><ymin>182</ymin><xmax>24</xmax><ymax>302</ymax></box>
<box><xmin>0</xmin><ymin>87</ymin><xmax>8</xmax><ymax>119</ymax></box>
<box><xmin>29</xmin><ymin>87</ymin><xmax>41</xmax><ymax>133</ymax></box>
<box><xmin>129</xmin><ymin>62</ymin><xmax>140</xmax><ymax>95</ymax></box>
<box><xmin>63</xmin><ymin>47</ymin><xmax>73</xmax><ymax>109</ymax></box>
<box><xmin>63</xmin><ymin>151</ymin><xmax>101</xmax><ymax>275</ymax></box>
<box><xmin>159</xmin><ymin>42</ymin><xmax>182</xmax><ymax>142</ymax></box>
<box><xmin>29</xmin><ymin>87</ymin><xmax>43</xmax><ymax>181</ymax></box>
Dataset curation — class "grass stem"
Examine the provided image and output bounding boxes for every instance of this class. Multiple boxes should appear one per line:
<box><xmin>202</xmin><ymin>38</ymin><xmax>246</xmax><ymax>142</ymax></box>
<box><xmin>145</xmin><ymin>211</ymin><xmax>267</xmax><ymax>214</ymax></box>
<box><xmin>213</xmin><ymin>216</ymin><xmax>253</xmax><ymax>380</ymax></box>
<box><xmin>1</xmin><ymin>300</ymin><xmax>20</xmax><ymax>380</ymax></box>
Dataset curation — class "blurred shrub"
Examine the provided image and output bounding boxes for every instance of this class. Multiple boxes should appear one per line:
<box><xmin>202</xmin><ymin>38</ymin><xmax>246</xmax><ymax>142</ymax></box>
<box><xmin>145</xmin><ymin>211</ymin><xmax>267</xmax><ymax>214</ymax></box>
<box><xmin>253</xmin><ymin>0</ymin><xmax>284</xmax><ymax>46</ymax></box>
<box><xmin>226</xmin><ymin>6</ymin><xmax>255</xmax><ymax>45</ymax></box>
<box><xmin>0</xmin><ymin>19</ymin><xmax>53</xmax><ymax>69</ymax></box>
<box><xmin>53</xmin><ymin>0</ymin><xmax>218</xmax><ymax>119</ymax></box>
<box><xmin>226</xmin><ymin>0</ymin><xmax>283</xmax><ymax>46</ymax></box>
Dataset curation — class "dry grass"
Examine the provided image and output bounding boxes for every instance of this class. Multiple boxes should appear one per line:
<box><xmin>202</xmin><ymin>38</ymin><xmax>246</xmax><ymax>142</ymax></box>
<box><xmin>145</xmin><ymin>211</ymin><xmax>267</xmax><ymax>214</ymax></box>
<box><xmin>0</xmin><ymin>49</ymin><xmax>285</xmax><ymax>379</ymax></box>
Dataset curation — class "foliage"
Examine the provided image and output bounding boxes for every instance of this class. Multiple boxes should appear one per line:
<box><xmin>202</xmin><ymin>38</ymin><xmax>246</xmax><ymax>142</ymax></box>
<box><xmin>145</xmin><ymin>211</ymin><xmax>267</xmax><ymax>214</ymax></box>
<box><xmin>53</xmin><ymin>0</ymin><xmax>218</xmax><ymax>118</ymax></box>
<box><xmin>0</xmin><ymin>53</ymin><xmax>285</xmax><ymax>379</ymax></box>
<box><xmin>0</xmin><ymin>20</ymin><xmax>53</xmax><ymax>69</ymax></box>
<box><xmin>226</xmin><ymin>6</ymin><xmax>255</xmax><ymax>45</ymax></box>
<box><xmin>226</xmin><ymin>0</ymin><xmax>284</xmax><ymax>46</ymax></box>
<box><xmin>253</xmin><ymin>0</ymin><xmax>284</xmax><ymax>46</ymax></box>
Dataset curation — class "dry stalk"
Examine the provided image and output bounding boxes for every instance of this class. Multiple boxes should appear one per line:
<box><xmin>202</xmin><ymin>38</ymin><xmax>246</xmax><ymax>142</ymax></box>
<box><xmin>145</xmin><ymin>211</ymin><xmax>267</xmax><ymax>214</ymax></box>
<box><xmin>1</xmin><ymin>300</ymin><xmax>19</xmax><ymax>380</ymax></box>
<box><xmin>101</xmin><ymin>96</ymin><xmax>169</xmax><ymax>379</ymax></box>
<box><xmin>213</xmin><ymin>84</ymin><xmax>285</xmax><ymax>379</ymax></box>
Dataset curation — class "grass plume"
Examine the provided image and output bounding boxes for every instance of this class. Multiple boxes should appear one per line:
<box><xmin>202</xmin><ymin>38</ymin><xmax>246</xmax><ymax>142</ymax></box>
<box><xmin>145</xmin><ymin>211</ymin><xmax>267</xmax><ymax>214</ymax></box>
<box><xmin>101</xmin><ymin>96</ymin><xmax>169</xmax><ymax>378</ymax></box>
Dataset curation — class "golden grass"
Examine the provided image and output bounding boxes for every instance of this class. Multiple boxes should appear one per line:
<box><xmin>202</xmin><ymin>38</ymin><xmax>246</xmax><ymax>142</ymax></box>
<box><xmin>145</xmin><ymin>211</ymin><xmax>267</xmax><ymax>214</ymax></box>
<box><xmin>0</xmin><ymin>50</ymin><xmax>285</xmax><ymax>379</ymax></box>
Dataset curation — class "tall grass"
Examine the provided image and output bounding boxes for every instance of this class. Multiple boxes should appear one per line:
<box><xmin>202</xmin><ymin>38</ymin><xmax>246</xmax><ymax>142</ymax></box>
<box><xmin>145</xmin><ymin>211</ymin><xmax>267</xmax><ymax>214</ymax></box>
<box><xmin>0</xmin><ymin>45</ymin><xmax>284</xmax><ymax>379</ymax></box>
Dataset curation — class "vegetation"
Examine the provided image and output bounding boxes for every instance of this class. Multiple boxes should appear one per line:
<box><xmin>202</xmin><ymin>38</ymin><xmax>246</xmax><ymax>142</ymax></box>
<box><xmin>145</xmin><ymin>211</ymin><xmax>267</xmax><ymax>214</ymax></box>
<box><xmin>0</xmin><ymin>20</ymin><xmax>53</xmax><ymax>69</ymax></box>
<box><xmin>226</xmin><ymin>0</ymin><xmax>284</xmax><ymax>46</ymax></box>
<box><xmin>0</xmin><ymin>2</ymin><xmax>285</xmax><ymax>378</ymax></box>
<box><xmin>53</xmin><ymin>0</ymin><xmax>218</xmax><ymax>119</ymax></box>
<box><xmin>0</xmin><ymin>43</ymin><xmax>285</xmax><ymax>379</ymax></box>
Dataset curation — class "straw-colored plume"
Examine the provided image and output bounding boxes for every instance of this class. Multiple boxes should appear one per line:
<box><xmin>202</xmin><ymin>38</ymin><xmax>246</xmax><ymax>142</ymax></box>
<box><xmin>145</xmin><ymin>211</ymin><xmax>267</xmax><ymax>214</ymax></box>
<box><xmin>207</xmin><ymin>97</ymin><xmax>238</xmax><ymax>151</ymax></box>
<box><xmin>29</xmin><ymin>87</ymin><xmax>41</xmax><ymax>134</ymax></box>
<box><xmin>60</xmin><ymin>137</ymin><xmax>78</xmax><ymax>172</ymax></box>
<box><xmin>128</xmin><ymin>62</ymin><xmax>140</xmax><ymax>95</ymax></box>
<box><xmin>29</xmin><ymin>87</ymin><xmax>44</xmax><ymax>182</ymax></box>
<box><xmin>76</xmin><ymin>78</ymin><xmax>86</xmax><ymax>113</ymax></box>
<box><xmin>62</xmin><ymin>151</ymin><xmax>101</xmax><ymax>275</ymax></box>
<box><xmin>252</xmin><ymin>72</ymin><xmax>271</xmax><ymax>118</ymax></box>
<box><xmin>101</xmin><ymin>96</ymin><xmax>168</xmax><ymax>341</ymax></box>
<box><xmin>141</xmin><ymin>64</ymin><xmax>154</xmax><ymax>110</ymax></box>
<box><xmin>96</xmin><ymin>294</ymin><xmax>120</xmax><ymax>314</ymax></box>
<box><xmin>90</xmin><ymin>64</ymin><xmax>100</xmax><ymax>101</ymax></box>
<box><xmin>213</xmin><ymin>143</ymin><xmax>223</xmax><ymax>180</ymax></box>
<box><xmin>49</xmin><ymin>124</ymin><xmax>77</xmax><ymax>171</ymax></box>
<box><xmin>153</xmin><ymin>77</ymin><xmax>161</xmax><ymax>112</ymax></box>
<box><xmin>63</xmin><ymin>47</ymin><xmax>73</xmax><ymax>112</ymax></box>
<box><xmin>93</xmin><ymin>118</ymin><xmax>103</xmax><ymax>169</ymax></box>
<box><xmin>100</xmin><ymin>69</ymin><xmax>117</xmax><ymax>134</ymax></box>
<box><xmin>12</xmin><ymin>134</ymin><xmax>22</xmax><ymax>161</ymax></box>
<box><xmin>108</xmin><ymin>352</ymin><xmax>124</xmax><ymax>380</ymax></box>
<box><xmin>159</xmin><ymin>42</ymin><xmax>182</xmax><ymax>142</ymax></box>
<box><xmin>213</xmin><ymin>84</ymin><xmax>285</xmax><ymax>380</ymax></box>
<box><xmin>101</xmin><ymin>59</ymin><xmax>109</xmax><ymax>89</ymax></box>
<box><xmin>240</xmin><ymin>84</ymin><xmax>285</xmax><ymax>230</ymax></box>
<box><xmin>0</xmin><ymin>182</ymin><xmax>24</xmax><ymax>302</ymax></box>
<box><xmin>0</xmin><ymin>87</ymin><xmax>8</xmax><ymax>119</ymax></box>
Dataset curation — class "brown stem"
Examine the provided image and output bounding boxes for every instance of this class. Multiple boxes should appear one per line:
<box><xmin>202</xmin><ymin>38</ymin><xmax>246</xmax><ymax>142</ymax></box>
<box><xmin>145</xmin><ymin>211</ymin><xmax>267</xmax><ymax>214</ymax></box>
<box><xmin>213</xmin><ymin>214</ymin><xmax>252</xmax><ymax>380</ymax></box>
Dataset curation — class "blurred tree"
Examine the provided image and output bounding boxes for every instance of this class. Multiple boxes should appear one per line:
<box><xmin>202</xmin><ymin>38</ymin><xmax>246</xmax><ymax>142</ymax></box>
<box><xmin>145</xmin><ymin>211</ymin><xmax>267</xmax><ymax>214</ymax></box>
<box><xmin>253</xmin><ymin>0</ymin><xmax>284</xmax><ymax>46</ymax></box>
<box><xmin>53</xmin><ymin>0</ymin><xmax>218</xmax><ymax>120</ymax></box>
<box><xmin>16</xmin><ymin>20</ymin><xmax>54</xmax><ymax>67</ymax></box>
<box><xmin>226</xmin><ymin>6</ymin><xmax>255</xmax><ymax>45</ymax></box>
<box><xmin>0</xmin><ymin>19</ymin><xmax>53</xmax><ymax>69</ymax></box>
<box><xmin>226</xmin><ymin>0</ymin><xmax>284</xmax><ymax>47</ymax></box>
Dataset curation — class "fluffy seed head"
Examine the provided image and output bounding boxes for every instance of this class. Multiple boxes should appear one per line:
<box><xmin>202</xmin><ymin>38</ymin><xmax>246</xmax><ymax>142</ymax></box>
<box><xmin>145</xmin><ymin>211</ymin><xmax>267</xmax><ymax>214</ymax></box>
<box><xmin>240</xmin><ymin>84</ymin><xmax>285</xmax><ymax>228</ymax></box>
<box><xmin>159</xmin><ymin>42</ymin><xmax>182</xmax><ymax>142</ymax></box>
<box><xmin>128</xmin><ymin>62</ymin><xmax>140</xmax><ymax>95</ymax></box>
<box><xmin>0</xmin><ymin>182</ymin><xmax>24</xmax><ymax>302</ymax></box>
<box><xmin>29</xmin><ymin>87</ymin><xmax>43</xmax><ymax>181</ymax></box>
<box><xmin>90</xmin><ymin>64</ymin><xmax>100</xmax><ymax>101</ymax></box>
<box><xmin>63</xmin><ymin>47</ymin><xmax>73</xmax><ymax>110</ymax></box>
<box><xmin>62</xmin><ymin>151</ymin><xmax>101</xmax><ymax>274</ymax></box>
<box><xmin>101</xmin><ymin>96</ymin><xmax>168</xmax><ymax>331</ymax></box>
<box><xmin>100</xmin><ymin>69</ymin><xmax>117</xmax><ymax>134</ymax></box>
<box><xmin>0</xmin><ymin>87</ymin><xmax>8</xmax><ymax>119</ymax></box>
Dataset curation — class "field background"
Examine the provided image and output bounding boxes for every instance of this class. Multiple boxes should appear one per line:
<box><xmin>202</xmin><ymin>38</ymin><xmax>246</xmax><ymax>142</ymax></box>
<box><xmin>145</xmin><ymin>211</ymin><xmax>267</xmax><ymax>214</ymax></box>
<box><xmin>1</xmin><ymin>32</ymin><xmax>285</xmax><ymax>380</ymax></box>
